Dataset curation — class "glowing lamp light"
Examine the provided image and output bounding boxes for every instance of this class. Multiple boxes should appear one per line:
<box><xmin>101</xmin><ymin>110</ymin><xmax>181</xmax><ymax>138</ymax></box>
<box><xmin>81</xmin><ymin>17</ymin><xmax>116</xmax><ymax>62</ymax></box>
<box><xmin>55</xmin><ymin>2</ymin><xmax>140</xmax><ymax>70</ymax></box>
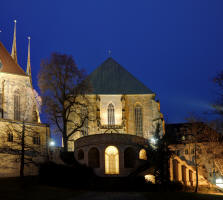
<box><xmin>145</xmin><ymin>174</ymin><xmax>155</xmax><ymax>184</ymax></box>
<box><xmin>49</xmin><ymin>141</ymin><xmax>55</xmax><ymax>147</ymax></box>
<box><xmin>150</xmin><ymin>137</ymin><xmax>157</xmax><ymax>145</ymax></box>
<box><xmin>216</xmin><ymin>178</ymin><xmax>223</xmax><ymax>188</ymax></box>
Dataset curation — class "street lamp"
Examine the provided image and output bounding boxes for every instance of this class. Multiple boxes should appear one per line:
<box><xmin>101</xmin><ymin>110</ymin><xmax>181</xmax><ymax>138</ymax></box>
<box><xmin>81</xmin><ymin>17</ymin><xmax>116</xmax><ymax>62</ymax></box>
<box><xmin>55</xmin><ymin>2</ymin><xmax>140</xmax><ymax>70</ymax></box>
<box><xmin>49</xmin><ymin>140</ymin><xmax>55</xmax><ymax>147</ymax></box>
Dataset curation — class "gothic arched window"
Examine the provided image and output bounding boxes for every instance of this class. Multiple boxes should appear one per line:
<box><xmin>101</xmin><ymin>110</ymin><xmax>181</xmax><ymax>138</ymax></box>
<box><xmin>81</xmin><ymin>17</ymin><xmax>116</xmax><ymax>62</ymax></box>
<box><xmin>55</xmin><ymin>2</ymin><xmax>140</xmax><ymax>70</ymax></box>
<box><xmin>14</xmin><ymin>91</ymin><xmax>20</xmax><ymax>121</ymax></box>
<box><xmin>108</xmin><ymin>103</ymin><xmax>115</xmax><ymax>126</ymax></box>
<box><xmin>135</xmin><ymin>104</ymin><xmax>143</xmax><ymax>136</ymax></box>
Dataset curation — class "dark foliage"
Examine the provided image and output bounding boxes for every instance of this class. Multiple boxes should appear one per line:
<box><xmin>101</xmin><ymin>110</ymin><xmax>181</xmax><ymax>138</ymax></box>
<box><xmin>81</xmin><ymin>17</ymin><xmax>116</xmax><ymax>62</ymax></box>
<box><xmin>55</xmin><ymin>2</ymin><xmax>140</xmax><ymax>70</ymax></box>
<box><xmin>153</xmin><ymin>124</ymin><xmax>173</xmax><ymax>188</ymax></box>
<box><xmin>59</xmin><ymin>151</ymin><xmax>76</xmax><ymax>165</ymax></box>
<box><xmin>39</xmin><ymin>161</ymin><xmax>95</xmax><ymax>188</ymax></box>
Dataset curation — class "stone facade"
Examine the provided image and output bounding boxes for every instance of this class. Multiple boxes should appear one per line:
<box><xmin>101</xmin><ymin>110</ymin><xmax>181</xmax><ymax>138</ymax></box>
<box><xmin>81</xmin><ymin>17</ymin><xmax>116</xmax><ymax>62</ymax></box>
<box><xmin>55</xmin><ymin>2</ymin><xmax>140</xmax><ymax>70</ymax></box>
<box><xmin>167</xmin><ymin>123</ymin><xmax>223</xmax><ymax>186</ymax></box>
<box><xmin>74</xmin><ymin>134</ymin><xmax>149</xmax><ymax>177</ymax></box>
<box><xmin>0</xmin><ymin>72</ymin><xmax>40</xmax><ymax>122</ymax></box>
<box><xmin>0</xmin><ymin>36</ymin><xmax>50</xmax><ymax>176</ymax></box>
<box><xmin>68</xmin><ymin>94</ymin><xmax>164</xmax><ymax>151</ymax></box>
<box><xmin>67</xmin><ymin>58</ymin><xmax>164</xmax><ymax>177</ymax></box>
<box><xmin>169</xmin><ymin>155</ymin><xmax>212</xmax><ymax>187</ymax></box>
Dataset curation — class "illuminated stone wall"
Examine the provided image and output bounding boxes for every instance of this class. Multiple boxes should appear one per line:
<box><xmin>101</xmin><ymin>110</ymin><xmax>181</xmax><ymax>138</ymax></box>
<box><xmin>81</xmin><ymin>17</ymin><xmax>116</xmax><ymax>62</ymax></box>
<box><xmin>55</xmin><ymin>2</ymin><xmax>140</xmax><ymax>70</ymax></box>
<box><xmin>74</xmin><ymin>134</ymin><xmax>149</xmax><ymax>177</ymax></box>
<box><xmin>0</xmin><ymin>118</ymin><xmax>49</xmax><ymax>177</ymax></box>
<box><xmin>170</xmin><ymin>143</ymin><xmax>223</xmax><ymax>184</ymax></box>
<box><xmin>67</xmin><ymin>93</ymin><xmax>164</xmax><ymax>151</ymax></box>
<box><xmin>0</xmin><ymin>72</ymin><xmax>40</xmax><ymax>123</ymax></box>
<box><xmin>169</xmin><ymin>155</ymin><xmax>212</xmax><ymax>187</ymax></box>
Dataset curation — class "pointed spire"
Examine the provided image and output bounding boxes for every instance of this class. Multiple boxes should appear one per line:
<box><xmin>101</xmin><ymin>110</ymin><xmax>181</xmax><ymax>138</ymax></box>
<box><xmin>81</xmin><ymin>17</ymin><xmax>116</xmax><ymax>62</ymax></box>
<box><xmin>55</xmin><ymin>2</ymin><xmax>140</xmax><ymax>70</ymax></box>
<box><xmin>26</xmin><ymin>36</ymin><xmax>31</xmax><ymax>76</ymax></box>
<box><xmin>11</xmin><ymin>20</ymin><xmax>18</xmax><ymax>64</ymax></box>
<box><xmin>26</xmin><ymin>36</ymin><xmax>32</xmax><ymax>85</ymax></box>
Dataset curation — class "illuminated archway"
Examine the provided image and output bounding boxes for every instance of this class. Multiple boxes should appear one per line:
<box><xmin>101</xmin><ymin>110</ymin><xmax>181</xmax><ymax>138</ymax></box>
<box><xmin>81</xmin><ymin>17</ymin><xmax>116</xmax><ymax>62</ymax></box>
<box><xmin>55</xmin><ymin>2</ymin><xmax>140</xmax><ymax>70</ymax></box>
<box><xmin>105</xmin><ymin>146</ymin><xmax>119</xmax><ymax>174</ymax></box>
<box><xmin>139</xmin><ymin>149</ymin><xmax>147</xmax><ymax>160</ymax></box>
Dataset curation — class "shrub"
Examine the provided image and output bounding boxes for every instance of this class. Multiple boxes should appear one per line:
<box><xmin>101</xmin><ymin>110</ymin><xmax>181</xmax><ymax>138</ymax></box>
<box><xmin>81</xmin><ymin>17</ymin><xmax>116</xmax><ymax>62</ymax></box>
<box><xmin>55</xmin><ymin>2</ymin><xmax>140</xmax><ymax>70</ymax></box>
<box><xmin>39</xmin><ymin>161</ymin><xmax>95</xmax><ymax>188</ymax></box>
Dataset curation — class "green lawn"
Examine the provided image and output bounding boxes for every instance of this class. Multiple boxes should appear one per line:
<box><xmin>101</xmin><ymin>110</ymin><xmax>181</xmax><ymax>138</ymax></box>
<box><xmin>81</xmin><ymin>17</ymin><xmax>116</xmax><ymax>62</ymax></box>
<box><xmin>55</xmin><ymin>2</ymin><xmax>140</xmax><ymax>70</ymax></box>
<box><xmin>0</xmin><ymin>177</ymin><xmax>223</xmax><ymax>200</ymax></box>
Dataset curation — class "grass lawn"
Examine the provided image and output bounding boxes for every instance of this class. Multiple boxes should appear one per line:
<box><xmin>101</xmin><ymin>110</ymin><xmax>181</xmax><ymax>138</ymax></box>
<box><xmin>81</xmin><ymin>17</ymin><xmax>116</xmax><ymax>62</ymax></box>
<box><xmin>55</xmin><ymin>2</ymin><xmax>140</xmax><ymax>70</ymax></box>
<box><xmin>0</xmin><ymin>177</ymin><xmax>223</xmax><ymax>200</ymax></box>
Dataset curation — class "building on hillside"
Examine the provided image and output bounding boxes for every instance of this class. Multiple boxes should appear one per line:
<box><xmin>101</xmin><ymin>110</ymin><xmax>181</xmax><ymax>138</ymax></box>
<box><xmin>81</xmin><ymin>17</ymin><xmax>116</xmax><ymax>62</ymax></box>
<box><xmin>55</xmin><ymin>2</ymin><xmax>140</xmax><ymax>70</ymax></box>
<box><xmin>166</xmin><ymin>123</ymin><xmax>223</xmax><ymax>186</ymax></box>
<box><xmin>0</xmin><ymin>22</ymin><xmax>50</xmax><ymax>177</ymax></box>
<box><xmin>67</xmin><ymin>57</ymin><xmax>165</xmax><ymax>177</ymax></box>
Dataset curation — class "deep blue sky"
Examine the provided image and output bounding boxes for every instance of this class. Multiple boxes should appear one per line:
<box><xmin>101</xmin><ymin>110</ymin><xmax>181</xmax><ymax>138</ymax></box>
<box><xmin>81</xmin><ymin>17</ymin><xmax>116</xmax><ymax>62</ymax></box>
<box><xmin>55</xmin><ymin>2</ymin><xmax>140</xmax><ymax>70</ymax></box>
<box><xmin>1</xmin><ymin>0</ymin><xmax>223</xmax><ymax>125</ymax></box>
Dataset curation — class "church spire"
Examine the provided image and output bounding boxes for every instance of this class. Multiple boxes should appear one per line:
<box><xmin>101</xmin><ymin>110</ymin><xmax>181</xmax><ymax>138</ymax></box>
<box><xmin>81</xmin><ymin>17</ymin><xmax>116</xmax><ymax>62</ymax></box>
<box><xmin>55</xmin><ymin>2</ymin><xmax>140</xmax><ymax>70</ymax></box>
<box><xmin>26</xmin><ymin>37</ymin><xmax>31</xmax><ymax>76</ymax></box>
<box><xmin>11</xmin><ymin>20</ymin><xmax>18</xmax><ymax>64</ymax></box>
<box><xmin>26</xmin><ymin>36</ymin><xmax>32</xmax><ymax>85</ymax></box>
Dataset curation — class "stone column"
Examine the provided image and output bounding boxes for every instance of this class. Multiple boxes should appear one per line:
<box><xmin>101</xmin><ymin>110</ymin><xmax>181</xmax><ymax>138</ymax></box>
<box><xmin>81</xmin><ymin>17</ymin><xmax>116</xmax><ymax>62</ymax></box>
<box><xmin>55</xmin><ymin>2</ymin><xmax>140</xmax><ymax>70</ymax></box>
<box><xmin>185</xmin><ymin>167</ymin><xmax>190</xmax><ymax>186</ymax></box>
<box><xmin>178</xmin><ymin>162</ymin><xmax>182</xmax><ymax>182</ymax></box>
<box><xmin>169</xmin><ymin>157</ymin><xmax>173</xmax><ymax>181</ymax></box>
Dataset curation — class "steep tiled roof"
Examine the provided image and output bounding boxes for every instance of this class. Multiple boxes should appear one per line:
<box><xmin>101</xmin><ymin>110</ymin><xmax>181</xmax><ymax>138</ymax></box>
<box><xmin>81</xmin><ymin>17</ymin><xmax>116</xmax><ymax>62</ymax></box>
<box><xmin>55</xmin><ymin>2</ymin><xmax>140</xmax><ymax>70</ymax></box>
<box><xmin>88</xmin><ymin>57</ymin><xmax>153</xmax><ymax>94</ymax></box>
<box><xmin>0</xmin><ymin>42</ymin><xmax>26</xmax><ymax>75</ymax></box>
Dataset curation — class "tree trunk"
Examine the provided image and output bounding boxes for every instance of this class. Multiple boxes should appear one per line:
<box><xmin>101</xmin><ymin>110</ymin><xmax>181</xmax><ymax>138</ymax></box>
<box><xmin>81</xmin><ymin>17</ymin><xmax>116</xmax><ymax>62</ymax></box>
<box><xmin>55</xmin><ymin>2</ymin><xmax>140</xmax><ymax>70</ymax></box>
<box><xmin>194</xmin><ymin>143</ymin><xmax>198</xmax><ymax>193</ymax></box>
<box><xmin>63</xmin><ymin>135</ymin><xmax>68</xmax><ymax>152</ymax></box>
<box><xmin>20</xmin><ymin>122</ymin><xmax>25</xmax><ymax>178</ymax></box>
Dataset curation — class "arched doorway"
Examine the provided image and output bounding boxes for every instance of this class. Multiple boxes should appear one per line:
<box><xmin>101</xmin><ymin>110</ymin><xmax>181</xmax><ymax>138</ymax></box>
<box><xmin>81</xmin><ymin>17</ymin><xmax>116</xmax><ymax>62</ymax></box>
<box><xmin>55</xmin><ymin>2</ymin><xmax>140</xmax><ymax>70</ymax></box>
<box><xmin>78</xmin><ymin>149</ymin><xmax>84</xmax><ymax>160</ymax></box>
<box><xmin>124</xmin><ymin>147</ymin><xmax>136</xmax><ymax>168</ymax></box>
<box><xmin>105</xmin><ymin>146</ymin><xmax>119</xmax><ymax>174</ymax></box>
<box><xmin>88</xmin><ymin>147</ymin><xmax>100</xmax><ymax>168</ymax></box>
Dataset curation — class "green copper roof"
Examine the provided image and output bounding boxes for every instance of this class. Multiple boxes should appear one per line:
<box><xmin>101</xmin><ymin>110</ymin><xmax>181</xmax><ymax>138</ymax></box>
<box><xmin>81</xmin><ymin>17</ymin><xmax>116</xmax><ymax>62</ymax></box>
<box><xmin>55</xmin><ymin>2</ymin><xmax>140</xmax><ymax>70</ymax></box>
<box><xmin>88</xmin><ymin>57</ymin><xmax>153</xmax><ymax>94</ymax></box>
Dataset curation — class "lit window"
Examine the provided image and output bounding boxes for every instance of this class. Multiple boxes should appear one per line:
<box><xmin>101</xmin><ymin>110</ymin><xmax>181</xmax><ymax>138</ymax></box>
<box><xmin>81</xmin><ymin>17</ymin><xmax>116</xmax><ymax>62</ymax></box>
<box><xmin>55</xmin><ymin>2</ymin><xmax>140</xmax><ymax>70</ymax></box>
<box><xmin>105</xmin><ymin>146</ymin><xmax>119</xmax><ymax>174</ymax></box>
<box><xmin>108</xmin><ymin>104</ymin><xmax>115</xmax><ymax>126</ymax></box>
<box><xmin>139</xmin><ymin>149</ymin><xmax>147</xmax><ymax>160</ymax></box>
<box><xmin>14</xmin><ymin>91</ymin><xmax>20</xmax><ymax>121</ymax></box>
<box><xmin>33</xmin><ymin>136</ymin><xmax>40</xmax><ymax>145</ymax></box>
<box><xmin>135</xmin><ymin>105</ymin><xmax>143</xmax><ymax>136</ymax></box>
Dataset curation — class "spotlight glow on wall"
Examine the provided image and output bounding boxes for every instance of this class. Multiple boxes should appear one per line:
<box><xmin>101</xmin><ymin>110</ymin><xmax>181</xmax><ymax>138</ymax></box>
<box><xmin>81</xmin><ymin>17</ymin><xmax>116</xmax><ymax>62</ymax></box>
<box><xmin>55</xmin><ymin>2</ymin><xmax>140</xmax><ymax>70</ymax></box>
<box><xmin>150</xmin><ymin>137</ymin><xmax>157</xmax><ymax>145</ymax></box>
<box><xmin>216</xmin><ymin>178</ymin><xmax>223</xmax><ymax>188</ymax></box>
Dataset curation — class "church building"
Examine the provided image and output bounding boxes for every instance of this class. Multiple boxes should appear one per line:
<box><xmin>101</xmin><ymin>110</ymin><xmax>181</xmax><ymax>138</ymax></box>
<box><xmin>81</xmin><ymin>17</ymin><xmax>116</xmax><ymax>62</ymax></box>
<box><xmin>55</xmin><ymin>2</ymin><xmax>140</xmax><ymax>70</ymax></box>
<box><xmin>70</xmin><ymin>57</ymin><xmax>165</xmax><ymax>177</ymax></box>
<box><xmin>0</xmin><ymin>21</ymin><xmax>49</xmax><ymax>177</ymax></box>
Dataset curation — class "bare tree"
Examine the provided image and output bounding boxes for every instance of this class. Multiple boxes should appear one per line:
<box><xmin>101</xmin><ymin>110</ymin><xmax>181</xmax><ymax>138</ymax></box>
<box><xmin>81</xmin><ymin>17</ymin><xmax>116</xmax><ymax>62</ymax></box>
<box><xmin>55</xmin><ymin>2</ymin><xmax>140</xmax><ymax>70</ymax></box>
<box><xmin>0</xmin><ymin>88</ymin><xmax>46</xmax><ymax>177</ymax></box>
<box><xmin>38</xmin><ymin>53</ymin><xmax>92</xmax><ymax>152</ymax></box>
<box><xmin>1</xmin><ymin>122</ymin><xmax>44</xmax><ymax>177</ymax></box>
<box><xmin>185</xmin><ymin>115</ymin><xmax>222</xmax><ymax>192</ymax></box>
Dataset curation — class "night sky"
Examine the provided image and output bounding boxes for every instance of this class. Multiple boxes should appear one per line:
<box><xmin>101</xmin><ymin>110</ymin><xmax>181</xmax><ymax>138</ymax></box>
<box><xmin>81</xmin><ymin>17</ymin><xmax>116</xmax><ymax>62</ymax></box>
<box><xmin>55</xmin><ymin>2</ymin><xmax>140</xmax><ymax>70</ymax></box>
<box><xmin>1</xmin><ymin>0</ymin><xmax>223</xmax><ymax>125</ymax></box>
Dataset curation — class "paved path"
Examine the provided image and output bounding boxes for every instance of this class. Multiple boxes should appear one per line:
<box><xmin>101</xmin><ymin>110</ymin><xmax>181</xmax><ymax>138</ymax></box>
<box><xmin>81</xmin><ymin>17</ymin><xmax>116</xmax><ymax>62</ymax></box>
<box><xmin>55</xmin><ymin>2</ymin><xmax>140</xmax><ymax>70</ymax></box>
<box><xmin>69</xmin><ymin>192</ymin><xmax>147</xmax><ymax>200</ymax></box>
